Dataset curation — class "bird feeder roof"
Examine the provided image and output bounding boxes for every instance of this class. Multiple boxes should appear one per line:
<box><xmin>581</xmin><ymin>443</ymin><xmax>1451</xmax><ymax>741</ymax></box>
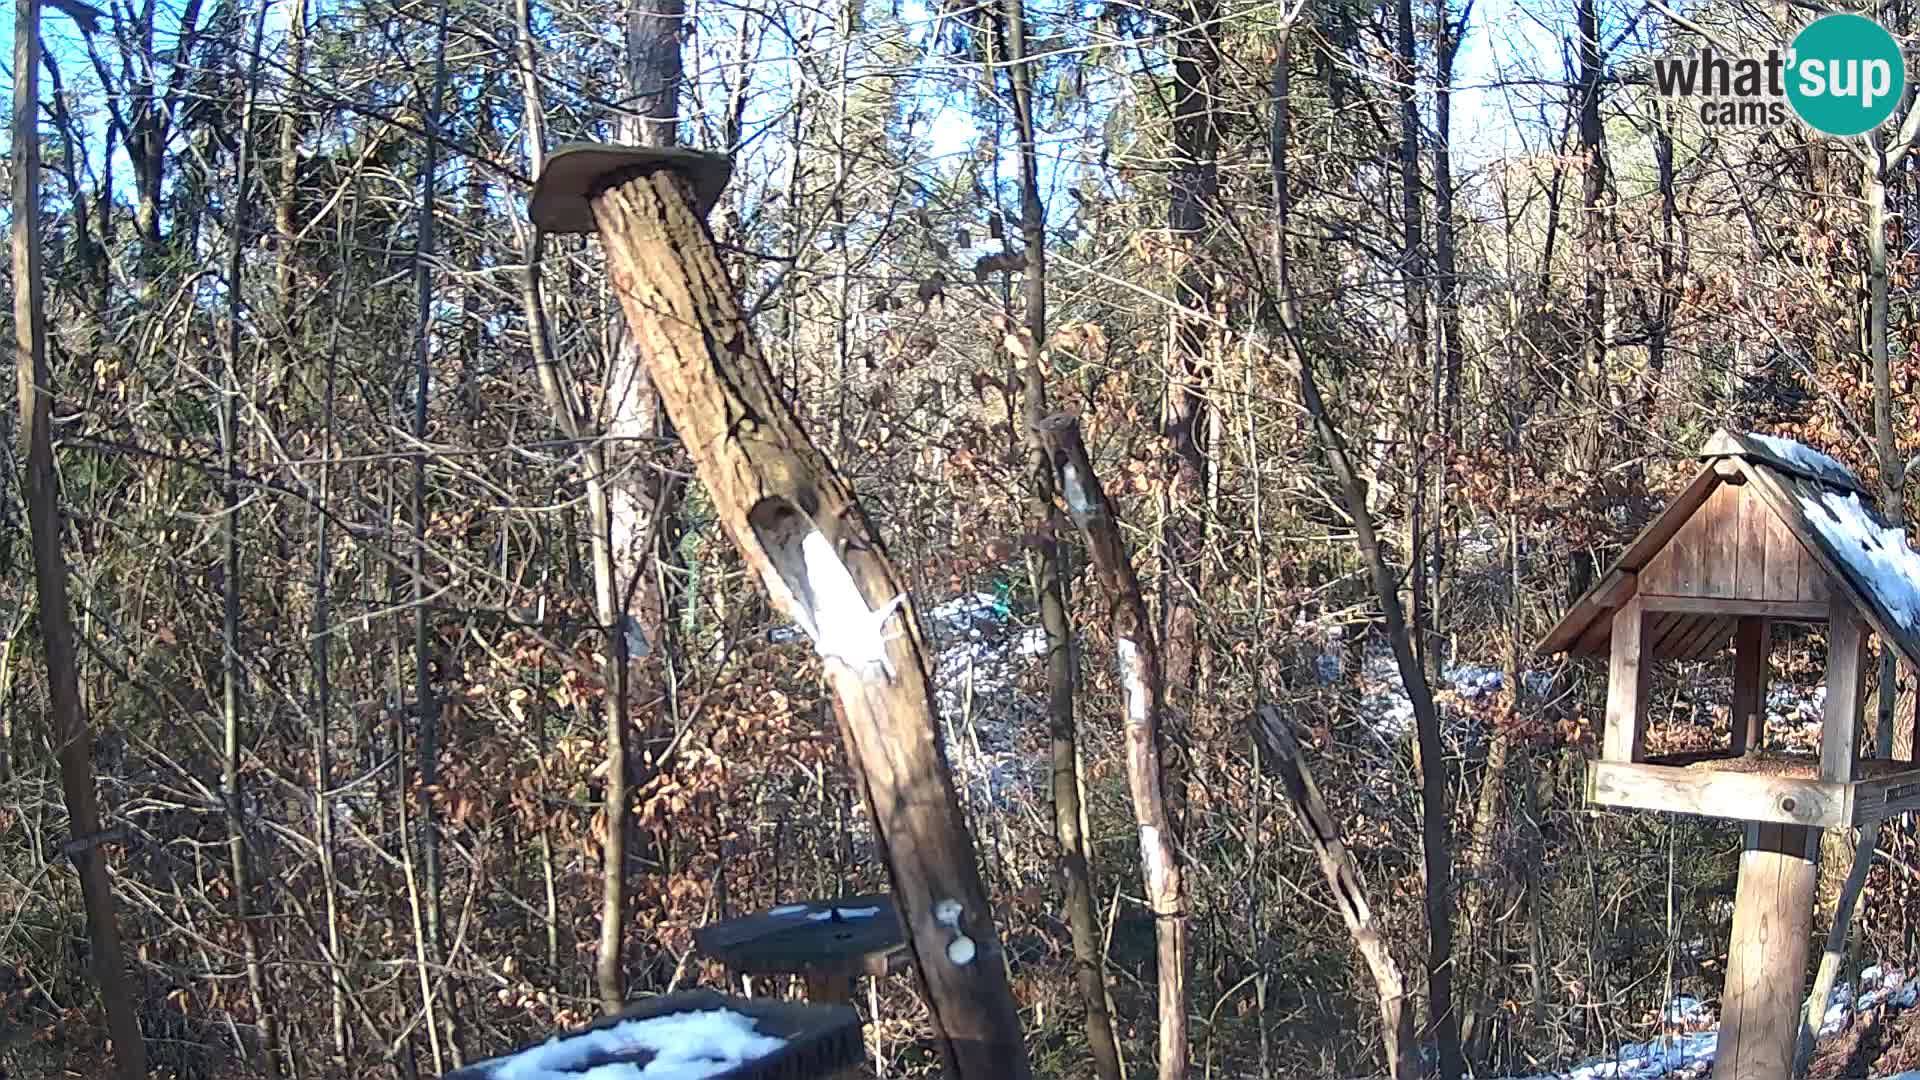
<box><xmin>1536</xmin><ymin>429</ymin><xmax>1920</xmax><ymax>670</ymax></box>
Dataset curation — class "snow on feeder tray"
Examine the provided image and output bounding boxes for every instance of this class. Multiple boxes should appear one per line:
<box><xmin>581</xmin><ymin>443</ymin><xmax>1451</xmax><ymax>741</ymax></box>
<box><xmin>1537</xmin><ymin>428</ymin><xmax>1920</xmax><ymax>1080</ymax></box>
<box><xmin>694</xmin><ymin>894</ymin><xmax>911</xmax><ymax>1005</ymax></box>
<box><xmin>442</xmin><ymin>989</ymin><xmax>862</xmax><ymax>1080</ymax></box>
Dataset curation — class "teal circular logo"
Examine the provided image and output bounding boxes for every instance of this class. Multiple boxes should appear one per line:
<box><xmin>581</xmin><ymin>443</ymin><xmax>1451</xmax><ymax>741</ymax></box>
<box><xmin>1787</xmin><ymin>15</ymin><xmax>1906</xmax><ymax>137</ymax></box>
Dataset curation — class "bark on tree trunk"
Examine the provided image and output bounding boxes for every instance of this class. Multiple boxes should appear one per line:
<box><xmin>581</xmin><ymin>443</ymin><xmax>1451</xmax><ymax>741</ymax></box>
<box><xmin>14</xmin><ymin>5</ymin><xmax>150</xmax><ymax>1074</ymax></box>
<box><xmin>577</xmin><ymin>163</ymin><xmax>1034</xmax><ymax>1077</ymax></box>
<box><xmin>1253</xmin><ymin>706</ymin><xmax>1418</xmax><ymax>1079</ymax></box>
<box><xmin>1161</xmin><ymin>0</ymin><xmax>1218</xmax><ymax>719</ymax></box>
<box><xmin>1034</xmin><ymin>413</ymin><xmax>1189</xmax><ymax>1080</ymax></box>
<box><xmin>1001</xmin><ymin>0</ymin><xmax>1121</xmax><ymax>1072</ymax></box>
<box><xmin>222</xmin><ymin>2</ymin><xmax>283</xmax><ymax>1069</ymax></box>
<box><xmin>1295</xmin><ymin>330</ymin><xmax>1465</xmax><ymax>1080</ymax></box>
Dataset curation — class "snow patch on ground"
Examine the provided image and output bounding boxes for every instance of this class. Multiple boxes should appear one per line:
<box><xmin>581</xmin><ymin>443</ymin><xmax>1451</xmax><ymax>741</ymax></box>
<box><xmin>1501</xmin><ymin>971</ymin><xmax>1917</xmax><ymax>1080</ymax></box>
<box><xmin>469</xmin><ymin>1009</ymin><xmax>786</xmax><ymax>1079</ymax></box>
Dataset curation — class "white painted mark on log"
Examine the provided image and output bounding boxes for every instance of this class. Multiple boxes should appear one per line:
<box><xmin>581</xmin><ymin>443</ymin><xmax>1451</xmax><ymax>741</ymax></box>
<box><xmin>1061</xmin><ymin>463</ymin><xmax>1093</xmax><ymax>517</ymax></box>
<box><xmin>795</xmin><ymin>529</ymin><xmax>904</xmax><ymax>679</ymax></box>
<box><xmin>1116</xmin><ymin>638</ymin><xmax>1150</xmax><ymax>726</ymax></box>
<box><xmin>1139</xmin><ymin>824</ymin><xmax>1168</xmax><ymax>895</ymax></box>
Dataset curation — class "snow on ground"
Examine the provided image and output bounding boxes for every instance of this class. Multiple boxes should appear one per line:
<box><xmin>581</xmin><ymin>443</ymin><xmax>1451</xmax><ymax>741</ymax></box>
<box><xmin>1497</xmin><ymin>971</ymin><xmax>1919</xmax><ymax>1080</ymax></box>
<box><xmin>466</xmin><ymin>1008</ymin><xmax>786</xmax><ymax>1079</ymax></box>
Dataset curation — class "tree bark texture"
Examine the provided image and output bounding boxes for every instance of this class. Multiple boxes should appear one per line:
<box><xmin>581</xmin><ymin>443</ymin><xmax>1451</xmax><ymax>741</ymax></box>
<box><xmin>584</xmin><ymin>165</ymin><xmax>1033</xmax><ymax>1078</ymax></box>
<box><xmin>1035</xmin><ymin>412</ymin><xmax>1189</xmax><ymax>1080</ymax></box>
<box><xmin>1002</xmin><ymin>0</ymin><xmax>1121</xmax><ymax>1071</ymax></box>
<box><xmin>14</xmin><ymin>4</ymin><xmax>150</xmax><ymax>1073</ymax></box>
<box><xmin>1295</xmin><ymin>344</ymin><xmax>1464</xmax><ymax>1080</ymax></box>
<box><xmin>1253</xmin><ymin>706</ymin><xmax>1417</xmax><ymax>1079</ymax></box>
<box><xmin>1161</xmin><ymin>0</ymin><xmax>1219</xmax><ymax>711</ymax></box>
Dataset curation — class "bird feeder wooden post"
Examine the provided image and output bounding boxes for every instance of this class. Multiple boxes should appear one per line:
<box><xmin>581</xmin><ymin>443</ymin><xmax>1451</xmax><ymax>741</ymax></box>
<box><xmin>528</xmin><ymin>144</ymin><xmax>1032</xmax><ymax>1079</ymax></box>
<box><xmin>1538</xmin><ymin>429</ymin><xmax>1920</xmax><ymax>1080</ymax></box>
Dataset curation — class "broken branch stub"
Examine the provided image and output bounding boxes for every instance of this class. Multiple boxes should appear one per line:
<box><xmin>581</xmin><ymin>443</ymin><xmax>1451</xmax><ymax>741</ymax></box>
<box><xmin>531</xmin><ymin>144</ymin><xmax>1032</xmax><ymax>1079</ymax></box>
<box><xmin>1034</xmin><ymin>411</ymin><xmax>1190</xmax><ymax>1080</ymax></box>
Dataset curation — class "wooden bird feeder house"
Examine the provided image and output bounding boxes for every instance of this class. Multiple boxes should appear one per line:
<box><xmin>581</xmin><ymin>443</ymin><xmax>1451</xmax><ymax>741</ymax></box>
<box><xmin>1538</xmin><ymin>428</ymin><xmax>1920</xmax><ymax>1079</ymax></box>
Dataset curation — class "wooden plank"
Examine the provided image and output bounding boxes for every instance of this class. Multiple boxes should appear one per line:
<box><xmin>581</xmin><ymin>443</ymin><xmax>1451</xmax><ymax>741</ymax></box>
<box><xmin>1586</xmin><ymin>761</ymin><xmax>1850</xmax><ymax>828</ymax></box>
<box><xmin>1638</xmin><ymin>595</ymin><xmax>1828</xmax><ymax>620</ymax></box>
<box><xmin>1824</xmin><ymin>596</ymin><xmax>1866</xmax><ymax>783</ymax></box>
<box><xmin>1574</xmin><ymin>609</ymin><xmax>1613</xmax><ymax>656</ymax></box>
<box><xmin>1703</xmin><ymin>483</ymin><xmax>1742</xmax><ymax>599</ymax></box>
<box><xmin>1731</xmin><ymin>617</ymin><xmax>1769</xmax><ymax>755</ymax></box>
<box><xmin>1593</xmin><ymin>569</ymin><xmax>1637</xmax><ymax>608</ymax></box>
<box><xmin>1604</xmin><ymin>598</ymin><xmax>1651</xmax><ymax>763</ymax></box>
<box><xmin>1757</xmin><ymin>464</ymin><xmax>1803</xmax><ymax>603</ymax></box>
<box><xmin>1735</xmin><ymin>484</ymin><xmax>1768</xmax><ymax>600</ymax></box>
<box><xmin>1645</xmin><ymin>612</ymin><xmax>1688</xmax><ymax>658</ymax></box>
<box><xmin>1716</xmin><ymin>821</ymin><xmax>1818</xmax><ymax>1080</ymax></box>
<box><xmin>1851</xmin><ymin>769</ymin><xmax>1920</xmax><ymax>824</ymax></box>
<box><xmin>1676</xmin><ymin>615</ymin><xmax>1732</xmax><ymax>660</ymax></box>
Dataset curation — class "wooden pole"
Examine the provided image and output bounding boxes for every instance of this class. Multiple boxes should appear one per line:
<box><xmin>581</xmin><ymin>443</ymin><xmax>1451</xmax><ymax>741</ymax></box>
<box><xmin>530</xmin><ymin>148</ymin><xmax>1032</xmax><ymax>1078</ymax></box>
<box><xmin>1718</xmin><ymin>822</ymin><xmax>1818</xmax><ymax>1080</ymax></box>
<box><xmin>1730</xmin><ymin>617</ymin><xmax>1767</xmax><ymax>755</ymax></box>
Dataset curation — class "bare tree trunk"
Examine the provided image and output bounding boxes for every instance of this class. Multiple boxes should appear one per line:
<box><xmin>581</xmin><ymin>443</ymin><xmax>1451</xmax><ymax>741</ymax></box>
<box><xmin>1799</xmin><ymin>137</ymin><xmax>1907</xmax><ymax>1080</ymax></box>
<box><xmin>274</xmin><ymin>0</ymin><xmax>309</xmax><ymax>314</ymax></box>
<box><xmin>1160</xmin><ymin>0</ymin><xmax>1218</xmax><ymax>717</ymax></box>
<box><xmin>1034</xmin><ymin>413</ymin><xmax>1188</xmax><ymax>1080</ymax></box>
<box><xmin>1274</xmin><ymin>6</ymin><xmax>1459</xmax><ymax>1074</ymax></box>
<box><xmin>408</xmin><ymin>0</ymin><xmax>457</xmax><ymax>1052</ymax></box>
<box><xmin>315</xmin><ymin>283</ymin><xmax>350</xmax><ymax>1060</ymax></box>
<box><xmin>222</xmin><ymin>0</ymin><xmax>282</xmax><ymax>1069</ymax></box>
<box><xmin>1254</xmin><ymin>707</ymin><xmax>1417</xmax><ymax>1078</ymax></box>
<box><xmin>595</xmin><ymin>0</ymin><xmax>690</xmax><ymax>1011</ymax></box>
<box><xmin>1429</xmin><ymin>0</ymin><xmax>1465</xmax><ymax>667</ymax></box>
<box><xmin>1394</xmin><ymin>0</ymin><xmax>1432</xmax><ymax>677</ymax></box>
<box><xmin>14</xmin><ymin>5</ymin><xmax>149</xmax><ymax>1073</ymax></box>
<box><xmin>1293</xmin><ymin>309</ymin><xmax>1465</xmax><ymax>1080</ymax></box>
<box><xmin>1001</xmin><ymin>1</ymin><xmax>1119</xmax><ymax>1071</ymax></box>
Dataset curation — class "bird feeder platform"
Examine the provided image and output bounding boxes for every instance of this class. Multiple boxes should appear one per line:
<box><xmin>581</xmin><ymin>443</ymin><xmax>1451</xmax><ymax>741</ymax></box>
<box><xmin>695</xmin><ymin>894</ymin><xmax>911</xmax><ymax>1004</ymax></box>
<box><xmin>443</xmin><ymin>989</ymin><xmax>863</xmax><ymax>1080</ymax></box>
<box><xmin>1538</xmin><ymin>429</ymin><xmax>1920</xmax><ymax>1079</ymax></box>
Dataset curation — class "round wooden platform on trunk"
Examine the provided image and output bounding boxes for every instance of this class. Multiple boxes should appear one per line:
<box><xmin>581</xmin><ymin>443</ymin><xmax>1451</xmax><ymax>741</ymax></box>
<box><xmin>695</xmin><ymin>895</ymin><xmax>912</xmax><ymax>1004</ymax></box>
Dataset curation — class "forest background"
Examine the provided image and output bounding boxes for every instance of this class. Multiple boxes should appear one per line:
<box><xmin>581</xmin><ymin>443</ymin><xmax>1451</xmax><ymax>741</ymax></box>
<box><xmin>5</xmin><ymin>0</ymin><xmax>1920</xmax><ymax>1075</ymax></box>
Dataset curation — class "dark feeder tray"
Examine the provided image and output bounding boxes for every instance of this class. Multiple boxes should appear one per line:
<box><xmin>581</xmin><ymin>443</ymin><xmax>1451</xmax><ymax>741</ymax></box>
<box><xmin>693</xmin><ymin>894</ymin><xmax>908</xmax><ymax>984</ymax></box>
<box><xmin>443</xmin><ymin>989</ymin><xmax>862</xmax><ymax>1079</ymax></box>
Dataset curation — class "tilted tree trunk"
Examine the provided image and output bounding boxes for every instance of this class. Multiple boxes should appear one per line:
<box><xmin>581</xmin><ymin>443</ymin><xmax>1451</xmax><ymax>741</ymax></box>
<box><xmin>1294</xmin><ymin>313</ymin><xmax>1466</xmax><ymax>1080</ymax></box>
<box><xmin>1034</xmin><ymin>413</ymin><xmax>1188</xmax><ymax>1080</ymax></box>
<box><xmin>1001</xmin><ymin>0</ymin><xmax>1121</xmax><ymax>1073</ymax></box>
<box><xmin>1273</xmin><ymin>14</ymin><xmax>1461</xmax><ymax>1072</ymax></box>
<box><xmin>14</xmin><ymin>4</ymin><xmax>150</xmax><ymax>1074</ymax></box>
<box><xmin>1253</xmin><ymin>706</ymin><xmax>1417</xmax><ymax>1078</ymax></box>
<box><xmin>554</xmin><ymin>159</ymin><xmax>1034</xmax><ymax>1077</ymax></box>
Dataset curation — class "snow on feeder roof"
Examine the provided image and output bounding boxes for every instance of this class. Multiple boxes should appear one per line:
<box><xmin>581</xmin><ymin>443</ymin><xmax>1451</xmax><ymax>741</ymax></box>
<box><xmin>443</xmin><ymin>990</ymin><xmax>861</xmax><ymax>1080</ymax></box>
<box><xmin>1536</xmin><ymin>428</ymin><xmax>1920</xmax><ymax>673</ymax></box>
